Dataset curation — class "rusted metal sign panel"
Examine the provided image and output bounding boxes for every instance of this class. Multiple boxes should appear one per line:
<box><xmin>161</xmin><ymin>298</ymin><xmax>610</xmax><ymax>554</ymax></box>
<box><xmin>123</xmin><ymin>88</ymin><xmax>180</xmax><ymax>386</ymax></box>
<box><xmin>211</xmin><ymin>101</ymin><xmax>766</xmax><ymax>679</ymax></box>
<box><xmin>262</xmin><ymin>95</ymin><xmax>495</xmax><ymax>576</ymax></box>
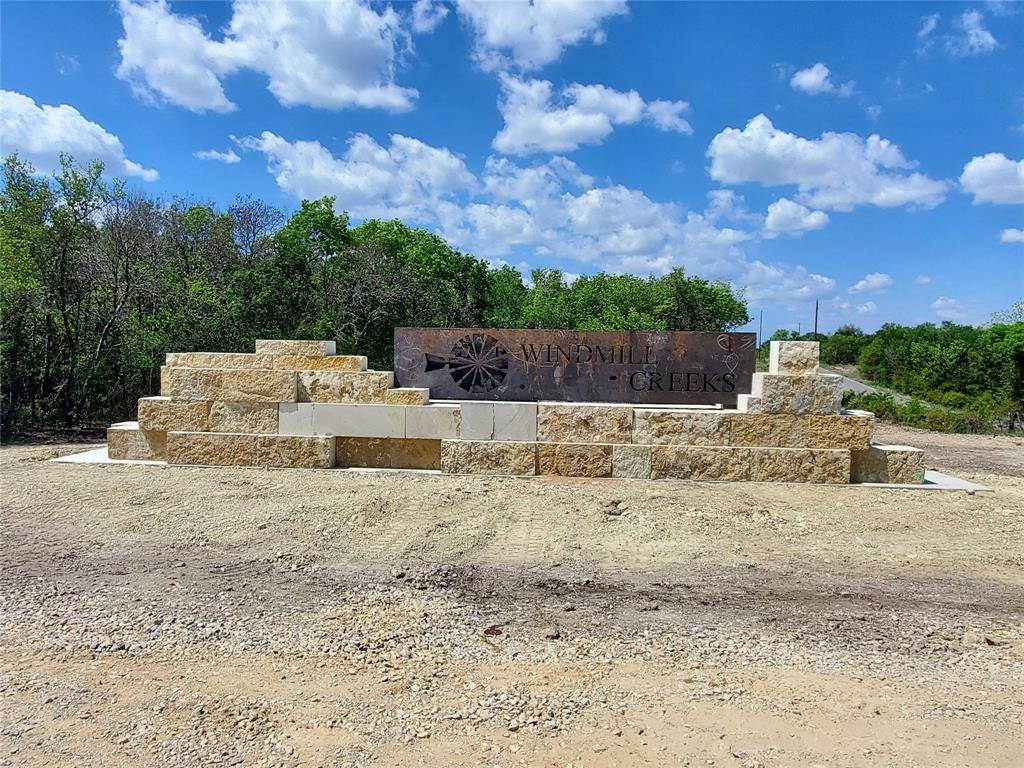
<box><xmin>394</xmin><ymin>328</ymin><xmax>755</xmax><ymax>405</ymax></box>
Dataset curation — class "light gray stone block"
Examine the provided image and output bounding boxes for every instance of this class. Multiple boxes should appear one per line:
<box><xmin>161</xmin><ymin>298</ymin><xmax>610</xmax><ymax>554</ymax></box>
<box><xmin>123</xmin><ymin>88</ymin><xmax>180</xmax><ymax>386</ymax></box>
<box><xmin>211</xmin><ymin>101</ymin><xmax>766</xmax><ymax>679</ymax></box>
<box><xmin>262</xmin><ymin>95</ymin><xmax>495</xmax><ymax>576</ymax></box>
<box><xmin>255</xmin><ymin>339</ymin><xmax>336</xmax><ymax>355</ymax></box>
<box><xmin>309</xmin><ymin>403</ymin><xmax>406</xmax><ymax>438</ymax></box>
<box><xmin>459</xmin><ymin>401</ymin><xmax>494</xmax><ymax>440</ymax></box>
<box><xmin>612</xmin><ymin>445</ymin><xmax>652</xmax><ymax>479</ymax></box>
<box><xmin>493</xmin><ymin>402</ymin><xmax>537</xmax><ymax>441</ymax></box>
<box><xmin>406</xmin><ymin>403</ymin><xmax>461</xmax><ymax>439</ymax></box>
<box><xmin>278</xmin><ymin>403</ymin><xmax>312</xmax><ymax>434</ymax></box>
<box><xmin>769</xmin><ymin>341</ymin><xmax>820</xmax><ymax>375</ymax></box>
<box><xmin>737</xmin><ymin>394</ymin><xmax>762</xmax><ymax>413</ymax></box>
<box><xmin>750</xmin><ymin>372</ymin><xmax>842</xmax><ymax>415</ymax></box>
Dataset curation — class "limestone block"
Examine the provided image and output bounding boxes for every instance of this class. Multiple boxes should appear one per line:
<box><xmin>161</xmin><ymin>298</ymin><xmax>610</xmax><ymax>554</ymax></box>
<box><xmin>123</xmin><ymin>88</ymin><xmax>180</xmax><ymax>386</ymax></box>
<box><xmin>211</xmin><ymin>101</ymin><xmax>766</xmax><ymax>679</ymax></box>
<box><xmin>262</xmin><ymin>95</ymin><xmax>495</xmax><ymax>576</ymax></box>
<box><xmin>166</xmin><ymin>432</ymin><xmax>258</xmax><ymax>466</ymax></box>
<box><xmin>296</xmin><ymin>371</ymin><xmax>392</xmax><ymax>403</ymax></box>
<box><xmin>165</xmin><ymin>352</ymin><xmax>274</xmax><ymax>369</ymax></box>
<box><xmin>768</xmin><ymin>341</ymin><xmax>820</xmax><ymax>375</ymax></box>
<box><xmin>806</xmin><ymin>414</ymin><xmax>872</xmax><ymax>450</ymax></box>
<box><xmin>383</xmin><ymin>388</ymin><xmax>430</xmax><ymax>405</ymax></box>
<box><xmin>493</xmin><ymin>402</ymin><xmax>537</xmax><ymax>442</ymax></box>
<box><xmin>537</xmin><ymin>443</ymin><xmax>613</xmax><ymax>477</ymax></box>
<box><xmin>633</xmin><ymin>409</ymin><xmax>730</xmax><ymax>445</ymax></box>
<box><xmin>137</xmin><ymin>396</ymin><xmax>210</xmax><ymax>432</ymax></box>
<box><xmin>728</xmin><ymin>413</ymin><xmax>809</xmax><ymax>447</ymax></box>
<box><xmin>278</xmin><ymin>403</ymin><xmax>310</xmax><ymax>434</ymax></box>
<box><xmin>208</xmin><ymin>401</ymin><xmax>278</xmax><ymax>434</ymax></box>
<box><xmin>851</xmin><ymin>444</ymin><xmax>924</xmax><ymax>484</ymax></box>
<box><xmin>160</xmin><ymin>365</ymin><xmax>170</xmax><ymax>396</ymax></box>
<box><xmin>440</xmin><ymin>440</ymin><xmax>537</xmax><ymax>476</ymax></box>
<box><xmin>255</xmin><ymin>339</ymin><xmax>337</xmax><ymax>356</ymax></box>
<box><xmin>650</xmin><ymin>446</ymin><xmax>751</xmax><ymax>481</ymax></box>
<box><xmin>256</xmin><ymin>435</ymin><xmax>334</xmax><ymax>469</ymax></box>
<box><xmin>737</xmin><ymin>394</ymin><xmax>761</xmax><ymax>413</ymax></box>
<box><xmin>107</xmin><ymin>422</ymin><xmax>166</xmax><ymax>461</ymax></box>
<box><xmin>308</xmin><ymin>403</ymin><xmax>406</xmax><ymax>438</ymax></box>
<box><xmin>612</xmin><ymin>445</ymin><xmax>652</xmax><ymax>479</ymax></box>
<box><xmin>459</xmin><ymin>401</ymin><xmax>494</xmax><ymax>440</ymax></box>
<box><xmin>537</xmin><ymin>404</ymin><xmax>633</xmax><ymax>444</ymax></box>
<box><xmin>165</xmin><ymin>368</ymin><xmax>297</xmax><ymax>403</ymax></box>
<box><xmin>406</xmin><ymin>404</ymin><xmax>460</xmax><ymax>439</ymax></box>
<box><xmin>335</xmin><ymin>437</ymin><xmax>441</xmax><ymax>470</ymax></box>
<box><xmin>272</xmin><ymin>354</ymin><xmax>366</xmax><ymax>372</ymax></box>
<box><xmin>750</xmin><ymin>373</ymin><xmax>842</xmax><ymax>415</ymax></box>
<box><xmin>749</xmin><ymin>448</ymin><xmax>849</xmax><ymax>484</ymax></box>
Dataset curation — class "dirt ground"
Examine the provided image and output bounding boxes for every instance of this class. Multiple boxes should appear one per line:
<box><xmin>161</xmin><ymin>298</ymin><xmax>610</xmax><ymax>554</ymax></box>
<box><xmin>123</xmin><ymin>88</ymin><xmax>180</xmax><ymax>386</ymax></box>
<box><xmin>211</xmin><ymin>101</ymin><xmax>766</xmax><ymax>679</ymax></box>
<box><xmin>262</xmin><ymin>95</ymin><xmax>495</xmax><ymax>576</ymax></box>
<box><xmin>1</xmin><ymin>425</ymin><xmax>1022</xmax><ymax>767</ymax></box>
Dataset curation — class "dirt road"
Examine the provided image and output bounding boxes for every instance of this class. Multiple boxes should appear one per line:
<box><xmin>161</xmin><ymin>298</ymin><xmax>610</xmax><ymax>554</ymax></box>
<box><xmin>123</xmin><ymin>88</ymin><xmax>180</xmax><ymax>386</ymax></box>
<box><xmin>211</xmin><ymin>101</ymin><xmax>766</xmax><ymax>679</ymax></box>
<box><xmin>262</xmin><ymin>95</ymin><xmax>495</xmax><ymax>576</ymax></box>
<box><xmin>2</xmin><ymin>427</ymin><xmax>1022</xmax><ymax>767</ymax></box>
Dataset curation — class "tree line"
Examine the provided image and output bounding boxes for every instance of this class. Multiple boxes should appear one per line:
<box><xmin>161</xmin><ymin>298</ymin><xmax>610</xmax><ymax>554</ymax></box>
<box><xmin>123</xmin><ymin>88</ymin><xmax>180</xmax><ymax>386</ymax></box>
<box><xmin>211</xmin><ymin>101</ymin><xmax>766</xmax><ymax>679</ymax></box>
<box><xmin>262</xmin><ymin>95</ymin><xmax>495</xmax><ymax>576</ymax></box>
<box><xmin>0</xmin><ymin>154</ymin><xmax>750</xmax><ymax>434</ymax></box>
<box><xmin>766</xmin><ymin>317</ymin><xmax>1024</xmax><ymax>433</ymax></box>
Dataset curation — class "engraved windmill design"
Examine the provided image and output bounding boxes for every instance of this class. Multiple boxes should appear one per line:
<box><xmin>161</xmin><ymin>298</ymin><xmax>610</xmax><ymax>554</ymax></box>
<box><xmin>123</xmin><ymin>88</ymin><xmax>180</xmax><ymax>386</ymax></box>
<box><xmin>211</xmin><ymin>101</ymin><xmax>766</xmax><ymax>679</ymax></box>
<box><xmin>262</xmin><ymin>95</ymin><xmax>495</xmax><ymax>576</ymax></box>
<box><xmin>425</xmin><ymin>333</ymin><xmax>510</xmax><ymax>393</ymax></box>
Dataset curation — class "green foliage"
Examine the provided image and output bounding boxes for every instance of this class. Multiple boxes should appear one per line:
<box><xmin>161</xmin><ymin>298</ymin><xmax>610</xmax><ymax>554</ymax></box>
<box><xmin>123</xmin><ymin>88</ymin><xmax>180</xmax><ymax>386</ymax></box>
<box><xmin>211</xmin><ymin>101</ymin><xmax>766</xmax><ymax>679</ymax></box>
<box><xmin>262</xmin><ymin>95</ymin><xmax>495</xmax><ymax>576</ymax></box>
<box><xmin>843</xmin><ymin>391</ymin><xmax>1018</xmax><ymax>434</ymax></box>
<box><xmin>519</xmin><ymin>268</ymin><xmax>749</xmax><ymax>332</ymax></box>
<box><xmin>0</xmin><ymin>154</ymin><xmax>752</xmax><ymax>434</ymax></box>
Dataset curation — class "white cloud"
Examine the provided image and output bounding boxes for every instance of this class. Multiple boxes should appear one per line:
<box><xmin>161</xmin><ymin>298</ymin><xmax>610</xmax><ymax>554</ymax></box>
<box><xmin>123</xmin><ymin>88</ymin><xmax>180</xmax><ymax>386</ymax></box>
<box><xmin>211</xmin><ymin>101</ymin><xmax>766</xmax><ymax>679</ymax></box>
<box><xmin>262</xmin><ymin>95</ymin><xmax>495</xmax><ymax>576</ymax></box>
<box><xmin>116</xmin><ymin>0</ymin><xmax>417</xmax><ymax>114</ymax></box>
<box><xmin>0</xmin><ymin>90</ymin><xmax>158</xmax><ymax>181</ymax></box>
<box><xmin>242</xmin><ymin>129</ymin><xmax>837</xmax><ymax>305</ymax></box>
<box><xmin>763</xmin><ymin>198</ymin><xmax>829</xmax><ymax>237</ymax></box>
<box><xmin>707</xmin><ymin>114</ymin><xmax>949</xmax><ymax>211</ymax></box>
<box><xmin>948</xmin><ymin>10</ymin><xmax>998</xmax><ymax>56</ymax></box>
<box><xmin>915</xmin><ymin>274</ymin><xmax>932</xmax><ymax>285</ymax></box>
<box><xmin>54</xmin><ymin>53</ymin><xmax>80</xmax><ymax>75</ymax></box>
<box><xmin>931</xmin><ymin>296</ymin><xmax>967</xmax><ymax>320</ymax></box>
<box><xmin>645</xmin><ymin>100</ymin><xmax>694</xmax><ymax>134</ymax></box>
<box><xmin>236</xmin><ymin>131</ymin><xmax>475</xmax><ymax>221</ymax></box>
<box><xmin>856</xmin><ymin>301</ymin><xmax>877</xmax><ymax>315</ymax></box>
<box><xmin>492</xmin><ymin>75</ymin><xmax>691</xmax><ymax>155</ymax></box>
<box><xmin>411</xmin><ymin>0</ymin><xmax>448</xmax><ymax>33</ymax></box>
<box><xmin>960</xmin><ymin>153</ymin><xmax>1024</xmax><ymax>204</ymax></box>
<box><xmin>789</xmin><ymin>62</ymin><xmax>855</xmax><ymax>97</ymax></box>
<box><xmin>454</xmin><ymin>0</ymin><xmax>628</xmax><ymax>71</ymax></box>
<box><xmin>849</xmin><ymin>272</ymin><xmax>893</xmax><ymax>294</ymax></box>
<box><xmin>918</xmin><ymin>13</ymin><xmax>940</xmax><ymax>39</ymax></box>
<box><xmin>194</xmin><ymin>148</ymin><xmax>240</xmax><ymax>164</ymax></box>
<box><xmin>1000</xmin><ymin>228</ymin><xmax>1024</xmax><ymax>243</ymax></box>
<box><xmin>866</xmin><ymin>104</ymin><xmax>882</xmax><ymax>121</ymax></box>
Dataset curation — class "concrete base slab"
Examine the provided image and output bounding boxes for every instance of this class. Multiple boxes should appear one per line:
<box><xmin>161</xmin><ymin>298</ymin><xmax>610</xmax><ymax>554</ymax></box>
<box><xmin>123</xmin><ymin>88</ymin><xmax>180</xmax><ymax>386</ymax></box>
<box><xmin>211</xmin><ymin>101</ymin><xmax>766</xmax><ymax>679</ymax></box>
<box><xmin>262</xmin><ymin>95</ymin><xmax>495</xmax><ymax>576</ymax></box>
<box><xmin>50</xmin><ymin>449</ymin><xmax>992</xmax><ymax>491</ymax></box>
<box><xmin>51</xmin><ymin>446</ymin><xmax>165</xmax><ymax>466</ymax></box>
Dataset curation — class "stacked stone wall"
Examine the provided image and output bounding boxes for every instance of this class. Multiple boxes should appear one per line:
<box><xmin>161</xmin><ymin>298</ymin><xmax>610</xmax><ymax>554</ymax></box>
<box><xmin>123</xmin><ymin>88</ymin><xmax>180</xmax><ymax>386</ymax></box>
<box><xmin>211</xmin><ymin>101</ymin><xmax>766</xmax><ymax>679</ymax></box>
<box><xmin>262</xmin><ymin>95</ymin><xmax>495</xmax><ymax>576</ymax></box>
<box><xmin>106</xmin><ymin>339</ymin><xmax>924</xmax><ymax>484</ymax></box>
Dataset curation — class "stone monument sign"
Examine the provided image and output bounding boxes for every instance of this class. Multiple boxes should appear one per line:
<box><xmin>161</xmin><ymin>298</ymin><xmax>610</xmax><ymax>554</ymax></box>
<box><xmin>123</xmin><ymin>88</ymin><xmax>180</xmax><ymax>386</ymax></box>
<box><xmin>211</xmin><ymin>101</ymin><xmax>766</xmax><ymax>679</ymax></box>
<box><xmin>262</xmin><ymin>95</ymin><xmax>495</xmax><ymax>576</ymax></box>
<box><xmin>393</xmin><ymin>328</ymin><xmax>756</xmax><ymax>405</ymax></box>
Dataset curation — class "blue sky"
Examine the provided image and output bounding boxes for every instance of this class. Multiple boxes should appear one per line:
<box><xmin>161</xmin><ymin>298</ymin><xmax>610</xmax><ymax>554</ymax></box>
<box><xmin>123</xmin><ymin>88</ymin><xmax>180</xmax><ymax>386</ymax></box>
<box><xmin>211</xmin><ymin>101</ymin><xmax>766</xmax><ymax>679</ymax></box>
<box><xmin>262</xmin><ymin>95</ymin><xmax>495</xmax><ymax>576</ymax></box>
<box><xmin>2</xmin><ymin>1</ymin><xmax>1022</xmax><ymax>335</ymax></box>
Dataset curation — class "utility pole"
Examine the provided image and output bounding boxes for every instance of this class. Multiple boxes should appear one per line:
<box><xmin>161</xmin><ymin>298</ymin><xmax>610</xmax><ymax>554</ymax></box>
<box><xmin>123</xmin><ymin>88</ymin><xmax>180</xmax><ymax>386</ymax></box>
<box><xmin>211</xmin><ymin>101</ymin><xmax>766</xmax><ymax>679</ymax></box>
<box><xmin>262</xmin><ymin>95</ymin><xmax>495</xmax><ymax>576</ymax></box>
<box><xmin>813</xmin><ymin>299</ymin><xmax>819</xmax><ymax>337</ymax></box>
<box><xmin>758</xmin><ymin>309</ymin><xmax>763</xmax><ymax>346</ymax></box>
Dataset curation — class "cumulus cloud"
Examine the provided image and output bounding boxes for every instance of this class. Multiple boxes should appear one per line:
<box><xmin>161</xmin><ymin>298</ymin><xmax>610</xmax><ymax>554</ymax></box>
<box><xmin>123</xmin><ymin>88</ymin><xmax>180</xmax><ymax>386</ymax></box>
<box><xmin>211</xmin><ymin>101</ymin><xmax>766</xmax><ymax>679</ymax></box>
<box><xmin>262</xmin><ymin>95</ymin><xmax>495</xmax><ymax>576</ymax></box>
<box><xmin>915</xmin><ymin>274</ymin><xmax>932</xmax><ymax>285</ymax></box>
<box><xmin>707</xmin><ymin>114</ymin><xmax>948</xmax><ymax>211</ymax></box>
<box><xmin>0</xmin><ymin>90</ymin><xmax>157</xmax><ymax>181</ymax></box>
<box><xmin>960</xmin><ymin>153</ymin><xmax>1024</xmax><ymax>204</ymax></box>
<box><xmin>492</xmin><ymin>75</ymin><xmax>691</xmax><ymax>155</ymax></box>
<box><xmin>454</xmin><ymin>0</ymin><xmax>628</xmax><ymax>71</ymax></box>
<box><xmin>789</xmin><ymin>62</ymin><xmax>855</xmax><ymax>97</ymax></box>
<box><xmin>848</xmin><ymin>272</ymin><xmax>893</xmax><ymax>294</ymax></box>
<box><xmin>194</xmin><ymin>148</ymin><xmax>240</xmax><ymax>163</ymax></box>
<box><xmin>856</xmin><ymin>301</ymin><xmax>877</xmax><ymax>315</ymax></box>
<box><xmin>1000</xmin><ymin>228</ymin><xmax>1024</xmax><ymax>243</ymax></box>
<box><xmin>763</xmin><ymin>198</ymin><xmax>829</xmax><ymax>237</ymax></box>
<box><xmin>116</xmin><ymin>0</ymin><xmax>417</xmax><ymax>113</ymax></box>
<box><xmin>932</xmin><ymin>296</ymin><xmax>967</xmax><ymax>320</ymax></box>
<box><xmin>411</xmin><ymin>0</ymin><xmax>448</xmax><ymax>33</ymax></box>
<box><xmin>236</xmin><ymin>131</ymin><xmax>475</xmax><ymax>222</ymax></box>
<box><xmin>240</xmin><ymin>128</ymin><xmax>836</xmax><ymax>305</ymax></box>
